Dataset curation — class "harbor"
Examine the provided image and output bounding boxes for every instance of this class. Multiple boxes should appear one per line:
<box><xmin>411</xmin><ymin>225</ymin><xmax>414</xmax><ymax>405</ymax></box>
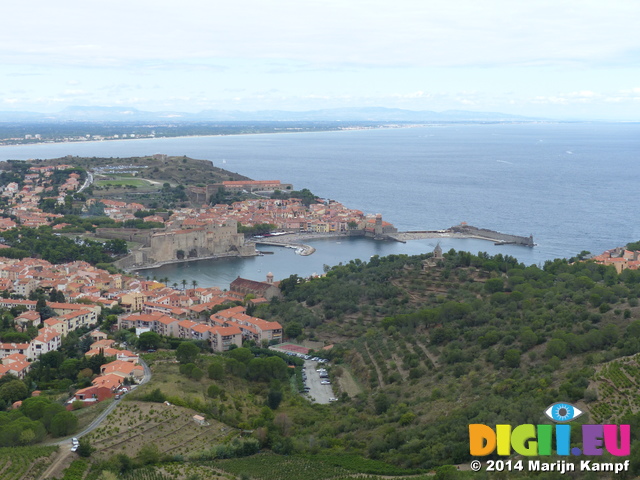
<box><xmin>248</xmin><ymin>225</ymin><xmax>534</xmax><ymax>257</ymax></box>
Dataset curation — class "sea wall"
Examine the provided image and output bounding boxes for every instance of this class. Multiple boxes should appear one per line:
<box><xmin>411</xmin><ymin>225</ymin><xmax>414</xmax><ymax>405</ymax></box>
<box><xmin>449</xmin><ymin>224</ymin><xmax>534</xmax><ymax>246</ymax></box>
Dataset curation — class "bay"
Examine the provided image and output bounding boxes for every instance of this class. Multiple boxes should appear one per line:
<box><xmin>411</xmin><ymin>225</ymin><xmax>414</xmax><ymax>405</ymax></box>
<box><xmin>2</xmin><ymin>122</ymin><xmax>639</xmax><ymax>288</ymax></box>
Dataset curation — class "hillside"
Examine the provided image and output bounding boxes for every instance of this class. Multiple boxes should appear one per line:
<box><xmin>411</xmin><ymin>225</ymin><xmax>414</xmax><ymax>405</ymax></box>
<box><xmin>253</xmin><ymin>251</ymin><xmax>640</xmax><ymax>469</ymax></box>
<box><xmin>4</xmin><ymin>154</ymin><xmax>251</xmax><ymax>187</ymax></box>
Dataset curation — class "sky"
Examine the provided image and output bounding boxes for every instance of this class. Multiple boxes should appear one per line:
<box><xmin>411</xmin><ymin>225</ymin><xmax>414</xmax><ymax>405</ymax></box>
<box><xmin>1</xmin><ymin>0</ymin><xmax>640</xmax><ymax>120</ymax></box>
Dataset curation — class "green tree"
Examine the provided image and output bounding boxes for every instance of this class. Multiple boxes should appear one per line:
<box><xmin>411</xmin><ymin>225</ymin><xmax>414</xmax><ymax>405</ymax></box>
<box><xmin>285</xmin><ymin>322</ymin><xmax>303</xmax><ymax>339</ymax></box>
<box><xmin>227</xmin><ymin>347</ymin><xmax>254</xmax><ymax>364</ymax></box>
<box><xmin>0</xmin><ymin>380</ymin><xmax>28</xmax><ymax>404</ymax></box>
<box><xmin>208</xmin><ymin>361</ymin><xmax>224</xmax><ymax>380</ymax></box>
<box><xmin>137</xmin><ymin>443</ymin><xmax>161</xmax><ymax>465</ymax></box>
<box><xmin>138</xmin><ymin>331</ymin><xmax>161</xmax><ymax>350</ymax></box>
<box><xmin>176</xmin><ymin>342</ymin><xmax>200</xmax><ymax>364</ymax></box>
<box><xmin>267</xmin><ymin>389</ymin><xmax>283</xmax><ymax>409</ymax></box>
<box><xmin>190</xmin><ymin>367</ymin><xmax>204</xmax><ymax>381</ymax></box>
<box><xmin>503</xmin><ymin>349</ymin><xmax>521</xmax><ymax>368</ymax></box>
<box><xmin>77</xmin><ymin>438</ymin><xmax>95</xmax><ymax>457</ymax></box>
<box><xmin>143</xmin><ymin>389</ymin><xmax>165</xmax><ymax>403</ymax></box>
<box><xmin>50</xmin><ymin>411</ymin><xmax>78</xmax><ymax>437</ymax></box>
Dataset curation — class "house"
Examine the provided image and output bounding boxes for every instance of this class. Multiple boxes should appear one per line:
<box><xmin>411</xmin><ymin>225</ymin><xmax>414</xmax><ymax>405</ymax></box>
<box><xmin>117</xmin><ymin>291</ymin><xmax>145</xmax><ymax>312</ymax></box>
<box><xmin>90</xmin><ymin>329</ymin><xmax>108</xmax><ymax>342</ymax></box>
<box><xmin>68</xmin><ymin>385</ymin><xmax>114</xmax><ymax>409</ymax></box>
<box><xmin>101</xmin><ymin>360</ymin><xmax>144</xmax><ymax>381</ymax></box>
<box><xmin>193</xmin><ymin>414</ymin><xmax>207</xmax><ymax>426</ymax></box>
<box><xmin>210</xmin><ymin>307</ymin><xmax>282</xmax><ymax>344</ymax></box>
<box><xmin>14</xmin><ymin>310</ymin><xmax>41</xmax><ymax>331</ymax></box>
<box><xmin>28</xmin><ymin>328</ymin><xmax>61</xmax><ymax>360</ymax></box>
<box><xmin>209</xmin><ymin>325</ymin><xmax>243</xmax><ymax>352</ymax></box>
<box><xmin>0</xmin><ymin>343</ymin><xmax>30</xmax><ymax>359</ymax></box>
<box><xmin>90</xmin><ymin>339</ymin><xmax>116</xmax><ymax>350</ymax></box>
<box><xmin>153</xmin><ymin>315</ymin><xmax>181</xmax><ymax>337</ymax></box>
<box><xmin>43</xmin><ymin>318</ymin><xmax>67</xmax><ymax>337</ymax></box>
<box><xmin>229</xmin><ymin>276</ymin><xmax>281</xmax><ymax>300</ymax></box>
<box><xmin>177</xmin><ymin>320</ymin><xmax>198</xmax><ymax>339</ymax></box>
<box><xmin>0</xmin><ymin>353</ymin><xmax>31</xmax><ymax>379</ymax></box>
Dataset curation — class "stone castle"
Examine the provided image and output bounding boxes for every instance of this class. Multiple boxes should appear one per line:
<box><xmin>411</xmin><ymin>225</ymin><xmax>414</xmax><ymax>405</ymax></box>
<box><xmin>100</xmin><ymin>220</ymin><xmax>256</xmax><ymax>269</ymax></box>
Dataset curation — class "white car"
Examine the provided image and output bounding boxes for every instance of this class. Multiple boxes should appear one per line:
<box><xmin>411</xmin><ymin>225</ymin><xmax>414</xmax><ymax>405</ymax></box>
<box><xmin>321</xmin><ymin>380</ymin><xmax>331</xmax><ymax>385</ymax></box>
<box><xmin>72</xmin><ymin>437</ymin><xmax>79</xmax><ymax>444</ymax></box>
<box><xmin>329</xmin><ymin>397</ymin><xmax>338</xmax><ymax>402</ymax></box>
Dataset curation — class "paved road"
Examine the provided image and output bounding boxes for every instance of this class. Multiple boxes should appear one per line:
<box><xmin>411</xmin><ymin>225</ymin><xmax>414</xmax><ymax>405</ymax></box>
<box><xmin>46</xmin><ymin>357</ymin><xmax>152</xmax><ymax>446</ymax></box>
<box><xmin>77</xmin><ymin>171</ymin><xmax>93</xmax><ymax>193</ymax></box>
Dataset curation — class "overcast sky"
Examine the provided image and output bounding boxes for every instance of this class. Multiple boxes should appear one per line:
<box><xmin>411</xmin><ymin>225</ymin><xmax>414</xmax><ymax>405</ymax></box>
<box><xmin>2</xmin><ymin>1</ymin><xmax>639</xmax><ymax>119</ymax></box>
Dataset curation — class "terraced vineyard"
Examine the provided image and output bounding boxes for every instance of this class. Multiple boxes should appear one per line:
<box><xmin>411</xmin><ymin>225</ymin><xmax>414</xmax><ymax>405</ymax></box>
<box><xmin>0</xmin><ymin>446</ymin><xmax>57</xmax><ymax>480</ymax></box>
<box><xmin>591</xmin><ymin>354</ymin><xmax>640</xmax><ymax>422</ymax></box>
<box><xmin>86</xmin><ymin>401</ymin><xmax>232</xmax><ymax>459</ymax></box>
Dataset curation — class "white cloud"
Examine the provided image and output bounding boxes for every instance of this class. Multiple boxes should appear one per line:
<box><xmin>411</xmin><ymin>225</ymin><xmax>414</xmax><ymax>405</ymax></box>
<box><xmin>2</xmin><ymin>1</ymin><xmax>640</xmax><ymax>69</ymax></box>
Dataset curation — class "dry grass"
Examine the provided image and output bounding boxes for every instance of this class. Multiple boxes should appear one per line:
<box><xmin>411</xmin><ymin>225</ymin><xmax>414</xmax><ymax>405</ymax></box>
<box><xmin>86</xmin><ymin>401</ymin><xmax>232</xmax><ymax>460</ymax></box>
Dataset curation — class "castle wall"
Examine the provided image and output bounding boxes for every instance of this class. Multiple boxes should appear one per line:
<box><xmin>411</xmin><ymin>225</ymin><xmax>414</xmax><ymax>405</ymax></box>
<box><xmin>101</xmin><ymin>220</ymin><xmax>255</xmax><ymax>268</ymax></box>
<box><xmin>147</xmin><ymin>220</ymin><xmax>249</xmax><ymax>263</ymax></box>
<box><xmin>95</xmin><ymin>228</ymin><xmax>157</xmax><ymax>247</ymax></box>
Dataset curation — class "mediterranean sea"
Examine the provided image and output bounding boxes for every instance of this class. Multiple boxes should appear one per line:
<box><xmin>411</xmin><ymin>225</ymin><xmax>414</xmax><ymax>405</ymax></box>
<box><xmin>2</xmin><ymin>122</ymin><xmax>639</xmax><ymax>288</ymax></box>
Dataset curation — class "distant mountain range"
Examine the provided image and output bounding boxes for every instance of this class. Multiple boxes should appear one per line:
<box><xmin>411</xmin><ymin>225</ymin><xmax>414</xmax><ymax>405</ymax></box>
<box><xmin>0</xmin><ymin>106</ymin><xmax>541</xmax><ymax>123</ymax></box>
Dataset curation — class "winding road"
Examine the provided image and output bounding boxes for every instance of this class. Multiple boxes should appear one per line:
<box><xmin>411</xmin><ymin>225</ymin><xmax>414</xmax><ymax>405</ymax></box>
<box><xmin>39</xmin><ymin>358</ymin><xmax>152</xmax><ymax>478</ymax></box>
<box><xmin>75</xmin><ymin>357</ymin><xmax>151</xmax><ymax>440</ymax></box>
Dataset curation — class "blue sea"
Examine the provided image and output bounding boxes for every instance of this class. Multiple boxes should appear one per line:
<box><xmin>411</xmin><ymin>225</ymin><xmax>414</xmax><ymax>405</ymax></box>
<box><xmin>2</xmin><ymin>122</ymin><xmax>639</xmax><ymax>288</ymax></box>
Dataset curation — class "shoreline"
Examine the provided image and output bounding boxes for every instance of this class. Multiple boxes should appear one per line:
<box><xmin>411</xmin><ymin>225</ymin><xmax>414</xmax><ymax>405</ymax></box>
<box><xmin>130</xmin><ymin>228</ymin><xmax>534</xmax><ymax>273</ymax></box>
<box><xmin>127</xmin><ymin>251</ymin><xmax>258</xmax><ymax>273</ymax></box>
<box><xmin>0</xmin><ymin>124</ymin><xmax>423</xmax><ymax>150</ymax></box>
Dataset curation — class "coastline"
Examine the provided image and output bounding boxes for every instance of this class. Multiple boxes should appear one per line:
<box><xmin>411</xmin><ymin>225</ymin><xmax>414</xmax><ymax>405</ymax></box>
<box><xmin>131</xmin><ymin>228</ymin><xmax>535</xmax><ymax>273</ymax></box>
<box><xmin>0</xmin><ymin>124</ymin><xmax>423</xmax><ymax>150</ymax></box>
<box><xmin>128</xmin><ymin>251</ymin><xmax>258</xmax><ymax>273</ymax></box>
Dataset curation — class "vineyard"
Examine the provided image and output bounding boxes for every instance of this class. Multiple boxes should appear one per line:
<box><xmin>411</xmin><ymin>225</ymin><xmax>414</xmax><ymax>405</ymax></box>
<box><xmin>60</xmin><ymin>460</ymin><xmax>89</xmax><ymax>480</ymax></box>
<box><xmin>0</xmin><ymin>446</ymin><xmax>57</xmax><ymax>480</ymax></box>
<box><xmin>78</xmin><ymin>459</ymin><xmax>433</xmax><ymax>480</ymax></box>
<box><xmin>591</xmin><ymin>354</ymin><xmax>640</xmax><ymax>422</ymax></box>
<box><xmin>214</xmin><ymin>453</ymin><xmax>431</xmax><ymax>480</ymax></box>
<box><xmin>86</xmin><ymin>401</ymin><xmax>232</xmax><ymax>459</ymax></box>
<box><xmin>346</xmin><ymin>331</ymin><xmax>436</xmax><ymax>390</ymax></box>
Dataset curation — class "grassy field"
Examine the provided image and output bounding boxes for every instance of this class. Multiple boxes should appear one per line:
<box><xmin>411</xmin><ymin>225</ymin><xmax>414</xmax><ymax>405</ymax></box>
<box><xmin>129</xmin><ymin>356</ymin><xmax>273</xmax><ymax>427</ymax></box>
<box><xmin>94</xmin><ymin>178</ymin><xmax>156</xmax><ymax>188</ymax></box>
<box><xmin>86</xmin><ymin>401</ymin><xmax>232</xmax><ymax>460</ymax></box>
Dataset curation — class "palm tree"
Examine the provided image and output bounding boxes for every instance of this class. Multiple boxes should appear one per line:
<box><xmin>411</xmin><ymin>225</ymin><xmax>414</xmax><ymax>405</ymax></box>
<box><xmin>172</xmin><ymin>282</ymin><xmax>179</xmax><ymax>290</ymax></box>
<box><xmin>181</xmin><ymin>279</ymin><xmax>187</xmax><ymax>290</ymax></box>
<box><xmin>191</xmin><ymin>280</ymin><xmax>198</xmax><ymax>290</ymax></box>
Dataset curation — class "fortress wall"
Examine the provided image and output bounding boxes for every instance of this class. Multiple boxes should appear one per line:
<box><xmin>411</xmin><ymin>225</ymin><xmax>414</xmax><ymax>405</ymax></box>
<box><xmin>95</xmin><ymin>228</ymin><xmax>156</xmax><ymax>246</ymax></box>
<box><xmin>147</xmin><ymin>221</ymin><xmax>248</xmax><ymax>263</ymax></box>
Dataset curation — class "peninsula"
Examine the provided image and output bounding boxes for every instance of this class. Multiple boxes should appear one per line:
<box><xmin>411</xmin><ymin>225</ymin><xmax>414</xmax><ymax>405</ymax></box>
<box><xmin>0</xmin><ymin>155</ymin><xmax>534</xmax><ymax>273</ymax></box>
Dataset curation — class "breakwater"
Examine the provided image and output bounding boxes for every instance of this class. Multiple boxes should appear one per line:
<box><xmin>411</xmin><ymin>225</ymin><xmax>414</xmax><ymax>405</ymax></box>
<box><xmin>249</xmin><ymin>225</ymin><xmax>534</xmax><ymax>258</ymax></box>
<box><xmin>390</xmin><ymin>224</ymin><xmax>534</xmax><ymax>247</ymax></box>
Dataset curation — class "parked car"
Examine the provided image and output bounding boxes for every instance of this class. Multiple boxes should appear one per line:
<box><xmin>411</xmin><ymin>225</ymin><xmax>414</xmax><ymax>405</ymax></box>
<box><xmin>321</xmin><ymin>380</ymin><xmax>331</xmax><ymax>385</ymax></box>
